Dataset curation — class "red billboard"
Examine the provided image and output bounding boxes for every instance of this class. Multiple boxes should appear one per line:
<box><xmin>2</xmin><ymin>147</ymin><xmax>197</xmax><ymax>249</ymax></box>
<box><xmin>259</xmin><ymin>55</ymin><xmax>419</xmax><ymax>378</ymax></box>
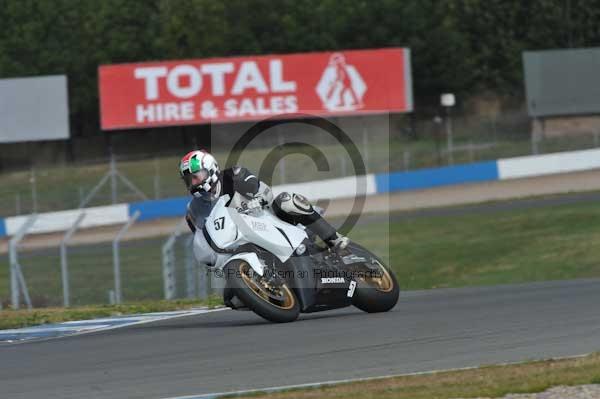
<box><xmin>99</xmin><ymin>48</ymin><xmax>412</xmax><ymax>130</ymax></box>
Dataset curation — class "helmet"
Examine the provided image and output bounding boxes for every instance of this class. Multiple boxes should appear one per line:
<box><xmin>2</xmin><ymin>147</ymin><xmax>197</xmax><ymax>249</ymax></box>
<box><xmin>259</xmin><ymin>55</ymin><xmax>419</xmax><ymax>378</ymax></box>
<box><xmin>179</xmin><ymin>150</ymin><xmax>221</xmax><ymax>199</ymax></box>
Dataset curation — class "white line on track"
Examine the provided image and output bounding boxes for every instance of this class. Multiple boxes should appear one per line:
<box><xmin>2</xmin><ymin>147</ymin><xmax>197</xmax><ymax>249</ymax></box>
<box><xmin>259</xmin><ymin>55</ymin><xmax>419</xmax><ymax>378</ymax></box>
<box><xmin>160</xmin><ymin>353</ymin><xmax>594</xmax><ymax>399</ymax></box>
<box><xmin>0</xmin><ymin>307</ymin><xmax>229</xmax><ymax>344</ymax></box>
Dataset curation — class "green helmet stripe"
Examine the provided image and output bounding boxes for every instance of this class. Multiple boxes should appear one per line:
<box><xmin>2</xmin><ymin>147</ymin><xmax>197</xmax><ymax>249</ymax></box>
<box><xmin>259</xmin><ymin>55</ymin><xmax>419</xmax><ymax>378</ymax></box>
<box><xmin>189</xmin><ymin>157</ymin><xmax>201</xmax><ymax>173</ymax></box>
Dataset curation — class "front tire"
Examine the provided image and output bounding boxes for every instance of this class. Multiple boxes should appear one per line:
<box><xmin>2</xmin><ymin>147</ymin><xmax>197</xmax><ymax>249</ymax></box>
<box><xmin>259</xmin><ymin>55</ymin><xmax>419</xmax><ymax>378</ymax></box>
<box><xmin>350</xmin><ymin>245</ymin><xmax>400</xmax><ymax>313</ymax></box>
<box><xmin>225</xmin><ymin>260</ymin><xmax>300</xmax><ymax>323</ymax></box>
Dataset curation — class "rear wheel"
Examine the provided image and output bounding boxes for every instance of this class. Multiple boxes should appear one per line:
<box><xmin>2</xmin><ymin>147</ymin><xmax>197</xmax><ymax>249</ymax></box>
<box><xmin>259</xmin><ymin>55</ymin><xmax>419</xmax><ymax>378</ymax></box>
<box><xmin>350</xmin><ymin>248</ymin><xmax>399</xmax><ymax>313</ymax></box>
<box><xmin>225</xmin><ymin>260</ymin><xmax>300</xmax><ymax>323</ymax></box>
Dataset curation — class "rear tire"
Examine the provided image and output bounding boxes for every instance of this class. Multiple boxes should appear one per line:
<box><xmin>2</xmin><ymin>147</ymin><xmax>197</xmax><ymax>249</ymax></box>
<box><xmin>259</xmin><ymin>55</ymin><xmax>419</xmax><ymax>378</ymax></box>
<box><xmin>225</xmin><ymin>260</ymin><xmax>300</xmax><ymax>323</ymax></box>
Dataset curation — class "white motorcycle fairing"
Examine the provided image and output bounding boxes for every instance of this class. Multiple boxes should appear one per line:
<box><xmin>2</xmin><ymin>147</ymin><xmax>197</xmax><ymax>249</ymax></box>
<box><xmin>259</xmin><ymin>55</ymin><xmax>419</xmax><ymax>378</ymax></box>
<box><xmin>203</xmin><ymin>195</ymin><xmax>309</xmax><ymax>275</ymax></box>
<box><xmin>226</xmin><ymin>252</ymin><xmax>265</xmax><ymax>276</ymax></box>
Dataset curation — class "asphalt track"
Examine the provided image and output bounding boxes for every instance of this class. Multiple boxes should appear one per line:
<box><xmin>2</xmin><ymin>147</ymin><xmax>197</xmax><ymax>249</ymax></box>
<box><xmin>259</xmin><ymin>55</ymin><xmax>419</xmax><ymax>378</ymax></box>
<box><xmin>2</xmin><ymin>279</ymin><xmax>600</xmax><ymax>399</ymax></box>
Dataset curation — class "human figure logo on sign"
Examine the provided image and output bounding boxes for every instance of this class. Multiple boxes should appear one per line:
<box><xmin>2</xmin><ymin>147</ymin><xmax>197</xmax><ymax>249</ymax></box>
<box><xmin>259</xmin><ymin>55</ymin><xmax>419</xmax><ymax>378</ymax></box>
<box><xmin>316</xmin><ymin>53</ymin><xmax>366</xmax><ymax>111</ymax></box>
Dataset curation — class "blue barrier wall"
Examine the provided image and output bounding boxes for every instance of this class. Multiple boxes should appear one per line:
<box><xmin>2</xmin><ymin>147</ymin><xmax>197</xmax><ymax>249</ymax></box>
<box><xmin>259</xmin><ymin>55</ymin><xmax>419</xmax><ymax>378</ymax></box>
<box><xmin>129</xmin><ymin>196</ymin><xmax>189</xmax><ymax>222</ymax></box>
<box><xmin>375</xmin><ymin>161</ymin><xmax>499</xmax><ymax>193</ymax></box>
<box><xmin>0</xmin><ymin>218</ymin><xmax>5</xmax><ymax>237</ymax></box>
<box><xmin>129</xmin><ymin>162</ymin><xmax>500</xmax><ymax>223</ymax></box>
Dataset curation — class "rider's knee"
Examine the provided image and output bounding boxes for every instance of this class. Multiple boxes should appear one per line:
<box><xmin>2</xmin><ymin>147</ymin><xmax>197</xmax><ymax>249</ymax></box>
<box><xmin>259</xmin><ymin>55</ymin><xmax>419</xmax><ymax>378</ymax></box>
<box><xmin>273</xmin><ymin>192</ymin><xmax>317</xmax><ymax>224</ymax></box>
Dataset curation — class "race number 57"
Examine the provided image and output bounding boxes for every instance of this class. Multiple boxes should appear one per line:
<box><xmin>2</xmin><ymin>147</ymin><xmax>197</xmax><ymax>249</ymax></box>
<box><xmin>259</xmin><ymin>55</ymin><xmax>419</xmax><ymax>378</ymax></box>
<box><xmin>214</xmin><ymin>217</ymin><xmax>225</xmax><ymax>230</ymax></box>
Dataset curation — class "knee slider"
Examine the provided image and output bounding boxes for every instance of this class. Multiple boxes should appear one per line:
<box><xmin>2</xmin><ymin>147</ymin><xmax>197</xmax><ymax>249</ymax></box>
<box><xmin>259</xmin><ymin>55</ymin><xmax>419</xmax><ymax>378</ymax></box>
<box><xmin>273</xmin><ymin>192</ymin><xmax>317</xmax><ymax>226</ymax></box>
<box><xmin>274</xmin><ymin>192</ymin><xmax>313</xmax><ymax>215</ymax></box>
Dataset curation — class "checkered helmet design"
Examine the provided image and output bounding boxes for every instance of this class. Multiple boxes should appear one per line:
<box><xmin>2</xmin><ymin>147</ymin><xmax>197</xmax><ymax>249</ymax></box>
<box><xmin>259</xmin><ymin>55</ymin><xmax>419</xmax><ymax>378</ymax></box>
<box><xmin>179</xmin><ymin>150</ymin><xmax>220</xmax><ymax>198</ymax></box>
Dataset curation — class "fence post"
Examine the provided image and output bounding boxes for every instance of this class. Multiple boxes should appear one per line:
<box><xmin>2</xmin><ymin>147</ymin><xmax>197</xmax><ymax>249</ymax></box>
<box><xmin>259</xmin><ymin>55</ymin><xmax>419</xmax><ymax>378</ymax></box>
<box><xmin>197</xmin><ymin>261</ymin><xmax>208</xmax><ymax>300</ymax></box>
<box><xmin>60</xmin><ymin>212</ymin><xmax>86</xmax><ymax>307</ymax></box>
<box><xmin>15</xmin><ymin>193</ymin><xmax>21</xmax><ymax>215</ymax></box>
<box><xmin>9</xmin><ymin>214</ymin><xmax>38</xmax><ymax>310</ymax></box>
<box><xmin>162</xmin><ymin>219</ymin><xmax>186</xmax><ymax>300</ymax></box>
<box><xmin>112</xmin><ymin>210</ymin><xmax>141</xmax><ymax>304</ymax></box>
<box><xmin>184</xmin><ymin>235</ymin><xmax>196</xmax><ymax>298</ymax></box>
<box><xmin>403</xmin><ymin>150</ymin><xmax>411</xmax><ymax>171</ymax></box>
<box><xmin>79</xmin><ymin>157</ymin><xmax>148</xmax><ymax>209</ymax></box>
<box><xmin>154</xmin><ymin>158</ymin><xmax>161</xmax><ymax>199</ymax></box>
<box><xmin>30</xmin><ymin>167</ymin><xmax>38</xmax><ymax>213</ymax></box>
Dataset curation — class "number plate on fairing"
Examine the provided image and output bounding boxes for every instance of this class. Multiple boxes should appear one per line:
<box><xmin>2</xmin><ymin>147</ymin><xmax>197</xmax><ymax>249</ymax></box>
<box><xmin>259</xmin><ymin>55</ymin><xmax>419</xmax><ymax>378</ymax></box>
<box><xmin>206</xmin><ymin>205</ymin><xmax>238</xmax><ymax>249</ymax></box>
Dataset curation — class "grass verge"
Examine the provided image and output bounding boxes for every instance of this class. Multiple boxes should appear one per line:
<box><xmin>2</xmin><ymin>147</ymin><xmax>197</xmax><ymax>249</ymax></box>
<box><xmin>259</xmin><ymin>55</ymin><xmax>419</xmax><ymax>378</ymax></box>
<box><xmin>0</xmin><ymin>296</ymin><xmax>223</xmax><ymax>330</ymax></box>
<box><xmin>348</xmin><ymin>199</ymin><xmax>600</xmax><ymax>290</ymax></box>
<box><xmin>234</xmin><ymin>353</ymin><xmax>600</xmax><ymax>399</ymax></box>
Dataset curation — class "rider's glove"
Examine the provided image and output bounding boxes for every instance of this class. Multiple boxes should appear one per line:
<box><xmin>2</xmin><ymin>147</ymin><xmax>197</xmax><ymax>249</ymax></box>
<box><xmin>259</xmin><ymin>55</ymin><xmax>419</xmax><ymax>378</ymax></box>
<box><xmin>247</xmin><ymin>198</ymin><xmax>262</xmax><ymax>210</ymax></box>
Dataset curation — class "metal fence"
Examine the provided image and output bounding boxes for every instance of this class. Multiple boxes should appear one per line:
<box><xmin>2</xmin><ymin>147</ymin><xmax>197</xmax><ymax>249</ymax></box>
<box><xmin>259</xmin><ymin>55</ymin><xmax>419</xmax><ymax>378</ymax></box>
<box><xmin>0</xmin><ymin>216</ymin><xmax>213</xmax><ymax>310</ymax></box>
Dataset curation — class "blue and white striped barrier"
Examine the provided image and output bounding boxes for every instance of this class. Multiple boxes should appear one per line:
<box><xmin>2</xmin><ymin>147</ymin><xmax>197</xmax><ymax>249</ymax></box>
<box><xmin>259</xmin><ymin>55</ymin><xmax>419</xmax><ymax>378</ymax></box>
<box><xmin>3</xmin><ymin>147</ymin><xmax>600</xmax><ymax>238</ymax></box>
<box><xmin>375</xmin><ymin>161</ymin><xmax>499</xmax><ymax>193</ymax></box>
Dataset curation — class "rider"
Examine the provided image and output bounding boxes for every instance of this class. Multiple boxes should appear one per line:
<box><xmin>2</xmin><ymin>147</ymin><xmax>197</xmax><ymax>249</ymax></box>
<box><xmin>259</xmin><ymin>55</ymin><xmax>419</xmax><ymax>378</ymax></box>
<box><xmin>179</xmin><ymin>149</ymin><xmax>350</xmax><ymax>257</ymax></box>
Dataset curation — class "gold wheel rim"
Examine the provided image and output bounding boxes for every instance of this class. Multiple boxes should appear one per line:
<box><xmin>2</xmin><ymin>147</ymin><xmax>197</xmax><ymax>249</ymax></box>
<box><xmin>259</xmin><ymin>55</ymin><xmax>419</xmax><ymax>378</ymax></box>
<box><xmin>239</xmin><ymin>262</ymin><xmax>296</xmax><ymax>310</ymax></box>
<box><xmin>361</xmin><ymin>260</ymin><xmax>394</xmax><ymax>293</ymax></box>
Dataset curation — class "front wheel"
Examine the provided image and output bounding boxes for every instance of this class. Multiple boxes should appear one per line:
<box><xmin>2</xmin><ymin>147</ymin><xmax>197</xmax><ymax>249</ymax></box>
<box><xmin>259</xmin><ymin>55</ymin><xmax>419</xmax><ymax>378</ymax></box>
<box><xmin>351</xmin><ymin>248</ymin><xmax>399</xmax><ymax>313</ymax></box>
<box><xmin>225</xmin><ymin>260</ymin><xmax>300</xmax><ymax>323</ymax></box>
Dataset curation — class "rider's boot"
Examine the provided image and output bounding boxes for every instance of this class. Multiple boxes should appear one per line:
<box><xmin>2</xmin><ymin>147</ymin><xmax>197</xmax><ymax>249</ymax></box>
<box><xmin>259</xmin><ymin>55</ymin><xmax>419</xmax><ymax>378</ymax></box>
<box><xmin>328</xmin><ymin>233</ymin><xmax>350</xmax><ymax>251</ymax></box>
<box><xmin>306</xmin><ymin>217</ymin><xmax>349</xmax><ymax>252</ymax></box>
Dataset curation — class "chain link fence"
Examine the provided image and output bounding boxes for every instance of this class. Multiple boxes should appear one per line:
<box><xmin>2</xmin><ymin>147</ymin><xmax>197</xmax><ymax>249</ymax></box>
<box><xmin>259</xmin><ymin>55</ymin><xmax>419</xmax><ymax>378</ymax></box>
<box><xmin>0</xmin><ymin>229</ymin><xmax>217</xmax><ymax>309</ymax></box>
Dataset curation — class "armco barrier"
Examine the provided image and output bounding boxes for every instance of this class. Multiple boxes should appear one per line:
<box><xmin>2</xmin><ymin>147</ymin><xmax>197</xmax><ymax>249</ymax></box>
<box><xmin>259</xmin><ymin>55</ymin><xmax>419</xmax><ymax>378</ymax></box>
<box><xmin>5</xmin><ymin>147</ymin><xmax>600</xmax><ymax>238</ymax></box>
<box><xmin>273</xmin><ymin>174</ymin><xmax>377</xmax><ymax>202</ymax></box>
<box><xmin>3</xmin><ymin>204</ymin><xmax>129</xmax><ymax>237</ymax></box>
<box><xmin>497</xmin><ymin>147</ymin><xmax>600</xmax><ymax>180</ymax></box>
<box><xmin>375</xmin><ymin>161</ymin><xmax>499</xmax><ymax>193</ymax></box>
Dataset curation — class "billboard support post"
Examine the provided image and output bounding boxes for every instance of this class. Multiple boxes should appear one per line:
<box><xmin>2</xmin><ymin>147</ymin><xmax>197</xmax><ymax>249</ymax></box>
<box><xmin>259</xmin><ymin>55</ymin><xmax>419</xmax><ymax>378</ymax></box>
<box><xmin>30</xmin><ymin>167</ymin><xmax>38</xmax><ymax>213</ymax></box>
<box><xmin>110</xmin><ymin>153</ymin><xmax>118</xmax><ymax>204</ymax></box>
<box><xmin>531</xmin><ymin>118</ymin><xmax>541</xmax><ymax>155</ymax></box>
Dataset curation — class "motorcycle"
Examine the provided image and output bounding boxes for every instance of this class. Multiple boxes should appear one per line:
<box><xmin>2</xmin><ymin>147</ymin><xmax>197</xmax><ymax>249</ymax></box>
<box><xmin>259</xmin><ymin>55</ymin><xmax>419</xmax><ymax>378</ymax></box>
<box><xmin>199</xmin><ymin>195</ymin><xmax>399</xmax><ymax>323</ymax></box>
